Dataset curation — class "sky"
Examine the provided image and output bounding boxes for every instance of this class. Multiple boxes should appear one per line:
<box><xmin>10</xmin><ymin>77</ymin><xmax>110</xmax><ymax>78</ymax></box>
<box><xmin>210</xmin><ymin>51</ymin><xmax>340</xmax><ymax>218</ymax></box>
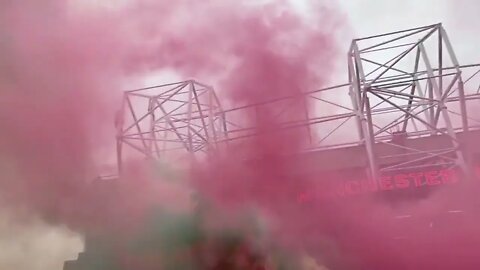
<box><xmin>335</xmin><ymin>0</ymin><xmax>480</xmax><ymax>84</ymax></box>
<box><xmin>137</xmin><ymin>0</ymin><xmax>480</xmax><ymax>96</ymax></box>
<box><xmin>2</xmin><ymin>1</ymin><xmax>480</xmax><ymax>270</ymax></box>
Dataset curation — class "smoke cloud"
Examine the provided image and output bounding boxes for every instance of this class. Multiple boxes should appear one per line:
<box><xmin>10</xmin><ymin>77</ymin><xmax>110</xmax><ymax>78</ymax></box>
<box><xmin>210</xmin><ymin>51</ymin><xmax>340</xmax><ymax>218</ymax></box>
<box><xmin>0</xmin><ymin>0</ymin><xmax>341</xmax><ymax>269</ymax></box>
<box><xmin>1</xmin><ymin>0</ymin><xmax>480</xmax><ymax>269</ymax></box>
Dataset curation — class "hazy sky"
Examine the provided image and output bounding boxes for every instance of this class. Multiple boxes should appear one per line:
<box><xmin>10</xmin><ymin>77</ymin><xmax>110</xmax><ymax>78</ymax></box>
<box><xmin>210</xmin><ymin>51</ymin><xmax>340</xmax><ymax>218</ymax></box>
<box><xmin>139</xmin><ymin>0</ymin><xmax>480</xmax><ymax>88</ymax></box>
<box><xmin>338</xmin><ymin>0</ymin><xmax>479</xmax><ymax>65</ymax></box>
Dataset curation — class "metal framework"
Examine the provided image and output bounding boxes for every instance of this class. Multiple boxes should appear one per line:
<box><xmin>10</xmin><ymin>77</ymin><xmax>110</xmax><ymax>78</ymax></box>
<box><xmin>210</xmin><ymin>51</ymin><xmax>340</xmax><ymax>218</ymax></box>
<box><xmin>116</xmin><ymin>24</ymin><xmax>480</xmax><ymax>180</ymax></box>
<box><xmin>348</xmin><ymin>23</ymin><xmax>480</xmax><ymax>179</ymax></box>
<box><xmin>116</xmin><ymin>80</ymin><xmax>227</xmax><ymax>171</ymax></box>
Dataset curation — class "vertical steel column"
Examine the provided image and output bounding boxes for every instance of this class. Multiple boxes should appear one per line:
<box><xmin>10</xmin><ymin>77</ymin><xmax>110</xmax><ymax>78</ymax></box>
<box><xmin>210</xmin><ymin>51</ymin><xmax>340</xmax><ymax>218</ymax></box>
<box><xmin>419</xmin><ymin>43</ymin><xmax>470</xmax><ymax>176</ymax></box>
<box><xmin>364</xmin><ymin>95</ymin><xmax>380</xmax><ymax>180</ymax></box>
<box><xmin>441</xmin><ymin>26</ymin><xmax>469</xmax><ymax>132</ymax></box>
<box><xmin>348</xmin><ymin>44</ymin><xmax>364</xmax><ymax>141</ymax></box>
<box><xmin>187</xmin><ymin>82</ymin><xmax>194</xmax><ymax>152</ymax></box>
<box><xmin>303</xmin><ymin>95</ymin><xmax>313</xmax><ymax>144</ymax></box>
<box><xmin>115</xmin><ymin>97</ymin><xmax>126</xmax><ymax>174</ymax></box>
<box><xmin>208</xmin><ymin>88</ymin><xmax>216</xmax><ymax>149</ymax></box>
<box><xmin>350</xmin><ymin>40</ymin><xmax>379</xmax><ymax>180</ymax></box>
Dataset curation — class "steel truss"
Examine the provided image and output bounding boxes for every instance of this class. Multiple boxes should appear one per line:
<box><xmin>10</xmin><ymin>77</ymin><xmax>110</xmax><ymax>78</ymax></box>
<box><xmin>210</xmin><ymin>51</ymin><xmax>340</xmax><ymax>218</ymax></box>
<box><xmin>348</xmin><ymin>23</ymin><xmax>479</xmax><ymax>179</ymax></box>
<box><xmin>116</xmin><ymin>80</ymin><xmax>227</xmax><ymax>171</ymax></box>
<box><xmin>116</xmin><ymin>24</ymin><xmax>480</xmax><ymax>179</ymax></box>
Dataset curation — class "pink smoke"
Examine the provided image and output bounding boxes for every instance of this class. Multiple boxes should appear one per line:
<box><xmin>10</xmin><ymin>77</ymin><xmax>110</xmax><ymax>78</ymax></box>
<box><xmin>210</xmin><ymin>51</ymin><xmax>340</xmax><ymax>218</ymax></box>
<box><xmin>2</xmin><ymin>1</ymin><xmax>480</xmax><ymax>269</ymax></box>
<box><xmin>0</xmin><ymin>0</ymin><xmax>340</xmax><ymax>265</ymax></box>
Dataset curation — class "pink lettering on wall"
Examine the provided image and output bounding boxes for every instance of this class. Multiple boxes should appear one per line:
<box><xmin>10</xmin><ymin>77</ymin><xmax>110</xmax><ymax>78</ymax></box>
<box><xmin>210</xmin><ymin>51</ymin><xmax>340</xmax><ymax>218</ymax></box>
<box><xmin>394</xmin><ymin>174</ymin><xmax>410</xmax><ymax>189</ymax></box>
<box><xmin>297</xmin><ymin>168</ymin><xmax>467</xmax><ymax>204</ymax></box>
<box><xmin>379</xmin><ymin>176</ymin><xmax>394</xmax><ymax>190</ymax></box>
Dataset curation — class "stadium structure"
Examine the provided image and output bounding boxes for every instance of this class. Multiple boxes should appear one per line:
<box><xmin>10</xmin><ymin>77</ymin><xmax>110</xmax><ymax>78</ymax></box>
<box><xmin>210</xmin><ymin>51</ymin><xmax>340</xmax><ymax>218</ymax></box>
<box><xmin>65</xmin><ymin>24</ymin><xmax>480</xmax><ymax>269</ymax></box>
